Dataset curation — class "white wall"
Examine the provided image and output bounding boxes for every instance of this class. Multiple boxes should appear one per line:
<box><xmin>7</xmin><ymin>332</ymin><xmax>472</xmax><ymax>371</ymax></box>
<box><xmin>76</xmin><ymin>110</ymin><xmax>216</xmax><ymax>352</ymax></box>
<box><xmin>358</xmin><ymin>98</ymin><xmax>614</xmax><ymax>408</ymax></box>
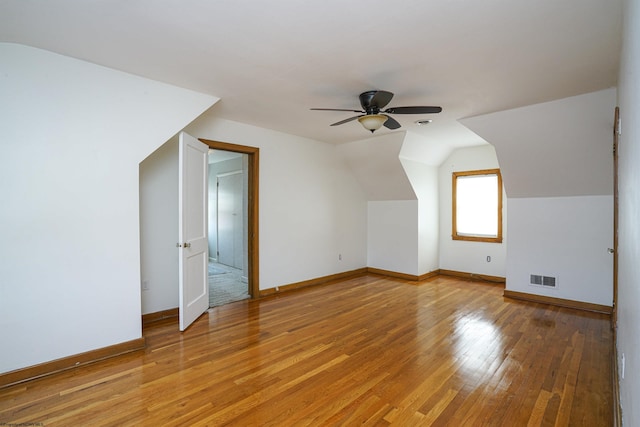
<box><xmin>340</xmin><ymin>132</ymin><xmax>422</xmax><ymax>277</ymax></box>
<box><xmin>0</xmin><ymin>43</ymin><xmax>217</xmax><ymax>374</ymax></box>
<box><xmin>184</xmin><ymin>114</ymin><xmax>368</xmax><ymax>290</ymax></box>
<box><xmin>506</xmin><ymin>196</ymin><xmax>613</xmax><ymax>305</ymax></box>
<box><xmin>400</xmin><ymin>157</ymin><xmax>439</xmax><ymax>275</ymax></box>
<box><xmin>616</xmin><ymin>0</ymin><xmax>640</xmax><ymax>423</ymax></box>
<box><xmin>367</xmin><ymin>201</ymin><xmax>419</xmax><ymax>275</ymax></box>
<box><xmin>418</xmin><ymin>194</ymin><xmax>439</xmax><ymax>275</ymax></box>
<box><xmin>340</xmin><ymin>131</ymin><xmax>440</xmax><ymax>277</ymax></box>
<box><xmin>400</xmin><ymin>132</ymin><xmax>440</xmax><ymax>275</ymax></box>
<box><xmin>459</xmin><ymin>90</ymin><xmax>615</xmax><ymax>302</ymax></box>
<box><xmin>139</xmin><ymin>138</ymin><xmax>179</xmax><ymax>315</ymax></box>
<box><xmin>438</xmin><ymin>145</ymin><xmax>507</xmax><ymax>277</ymax></box>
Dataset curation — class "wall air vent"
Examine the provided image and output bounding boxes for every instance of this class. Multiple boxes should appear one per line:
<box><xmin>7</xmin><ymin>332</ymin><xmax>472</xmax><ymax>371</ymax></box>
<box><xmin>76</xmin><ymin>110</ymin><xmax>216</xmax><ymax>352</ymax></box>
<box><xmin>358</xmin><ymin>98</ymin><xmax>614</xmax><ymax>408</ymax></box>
<box><xmin>530</xmin><ymin>274</ymin><xmax>557</xmax><ymax>289</ymax></box>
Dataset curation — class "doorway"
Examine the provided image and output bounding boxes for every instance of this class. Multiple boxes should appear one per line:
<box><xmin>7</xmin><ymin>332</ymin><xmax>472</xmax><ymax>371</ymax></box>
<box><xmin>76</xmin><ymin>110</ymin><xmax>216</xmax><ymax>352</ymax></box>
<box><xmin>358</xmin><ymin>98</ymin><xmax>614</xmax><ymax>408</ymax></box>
<box><xmin>201</xmin><ymin>139</ymin><xmax>260</xmax><ymax>301</ymax></box>
<box><xmin>207</xmin><ymin>151</ymin><xmax>249</xmax><ymax>307</ymax></box>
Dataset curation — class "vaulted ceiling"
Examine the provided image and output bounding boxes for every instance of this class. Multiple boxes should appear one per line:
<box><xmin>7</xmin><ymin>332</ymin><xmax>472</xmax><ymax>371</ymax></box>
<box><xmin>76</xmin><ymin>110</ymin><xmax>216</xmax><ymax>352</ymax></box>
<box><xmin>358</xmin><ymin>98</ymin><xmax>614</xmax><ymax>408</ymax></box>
<box><xmin>0</xmin><ymin>0</ymin><xmax>623</xmax><ymax>148</ymax></box>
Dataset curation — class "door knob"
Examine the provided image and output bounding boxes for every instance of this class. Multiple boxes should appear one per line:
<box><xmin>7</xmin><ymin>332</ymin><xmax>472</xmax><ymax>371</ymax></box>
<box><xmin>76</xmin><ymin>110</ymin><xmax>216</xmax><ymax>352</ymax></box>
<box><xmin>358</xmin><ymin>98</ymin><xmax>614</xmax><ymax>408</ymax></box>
<box><xmin>608</xmin><ymin>248</ymin><xmax>615</xmax><ymax>254</ymax></box>
<box><xmin>176</xmin><ymin>242</ymin><xmax>192</xmax><ymax>248</ymax></box>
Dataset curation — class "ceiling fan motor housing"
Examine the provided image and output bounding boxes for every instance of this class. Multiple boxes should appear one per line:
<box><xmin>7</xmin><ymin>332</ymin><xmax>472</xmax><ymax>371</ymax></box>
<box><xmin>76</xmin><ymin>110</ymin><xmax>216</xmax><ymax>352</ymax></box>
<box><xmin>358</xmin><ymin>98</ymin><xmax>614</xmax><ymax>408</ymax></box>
<box><xmin>359</xmin><ymin>90</ymin><xmax>393</xmax><ymax>114</ymax></box>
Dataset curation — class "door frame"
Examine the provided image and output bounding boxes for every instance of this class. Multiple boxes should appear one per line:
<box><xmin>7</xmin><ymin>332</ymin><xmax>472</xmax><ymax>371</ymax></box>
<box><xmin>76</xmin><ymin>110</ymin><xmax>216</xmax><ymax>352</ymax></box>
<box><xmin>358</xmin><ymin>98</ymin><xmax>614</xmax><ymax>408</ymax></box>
<box><xmin>201</xmin><ymin>138</ymin><xmax>259</xmax><ymax>298</ymax></box>
<box><xmin>612</xmin><ymin>107</ymin><xmax>619</xmax><ymax>330</ymax></box>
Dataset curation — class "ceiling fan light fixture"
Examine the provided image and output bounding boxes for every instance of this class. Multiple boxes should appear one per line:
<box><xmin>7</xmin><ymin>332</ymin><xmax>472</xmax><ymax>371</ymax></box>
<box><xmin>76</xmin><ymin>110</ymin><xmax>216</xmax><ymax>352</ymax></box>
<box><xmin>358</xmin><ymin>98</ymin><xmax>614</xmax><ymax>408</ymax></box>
<box><xmin>358</xmin><ymin>114</ymin><xmax>388</xmax><ymax>133</ymax></box>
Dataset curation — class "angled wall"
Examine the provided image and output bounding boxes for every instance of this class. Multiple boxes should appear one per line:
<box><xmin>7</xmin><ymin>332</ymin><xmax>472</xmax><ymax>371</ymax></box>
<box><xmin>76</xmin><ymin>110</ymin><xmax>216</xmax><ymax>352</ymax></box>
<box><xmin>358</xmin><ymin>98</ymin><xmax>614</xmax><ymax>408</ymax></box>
<box><xmin>462</xmin><ymin>89</ymin><xmax>615</xmax><ymax>306</ymax></box>
<box><xmin>337</xmin><ymin>132</ymin><xmax>416</xmax><ymax>201</ymax></box>
<box><xmin>462</xmin><ymin>89</ymin><xmax>615</xmax><ymax>198</ymax></box>
<box><xmin>337</xmin><ymin>131</ymin><xmax>443</xmax><ymax>276</ymax></box>
<box><xmin>0</xmin><ymin>43</ymin><xmax>217</xmax><ymax>374</ymax></box>
<box><xmin>400</xmin><ymin>131</ymin><xmax>441</xmax><ymax>275</ymax></box>
<box><xmin>337</xmin><ymin>132</ymin><xmax>421</xmax><ymax>275</ymax></box>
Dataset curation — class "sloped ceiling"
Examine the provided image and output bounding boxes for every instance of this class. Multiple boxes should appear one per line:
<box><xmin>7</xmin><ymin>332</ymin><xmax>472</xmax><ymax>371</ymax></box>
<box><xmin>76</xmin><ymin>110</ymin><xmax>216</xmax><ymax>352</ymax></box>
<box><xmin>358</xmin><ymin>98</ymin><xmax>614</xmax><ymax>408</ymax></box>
<box><xmin>338</xmin><ymin>132</ymin><xmax>416</xmax><ymax>201</ymax></box>
<box><xmin>0</xmin><ymin>0</ymin><xmax>623</xmax><ymax>148</ymax></box>
<box><xmin>461</xmin><ymin>89</ymin><xmax>616</xmax><ymax>198</ymax></box>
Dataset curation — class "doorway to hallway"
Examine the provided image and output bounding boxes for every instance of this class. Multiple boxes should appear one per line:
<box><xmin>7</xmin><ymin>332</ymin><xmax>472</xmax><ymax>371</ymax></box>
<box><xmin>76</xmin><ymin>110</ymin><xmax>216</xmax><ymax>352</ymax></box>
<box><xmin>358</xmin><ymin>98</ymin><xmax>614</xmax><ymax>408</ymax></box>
<box><xmin>203</xmin><ymin>139</ymin><xmax>259</xmax><ymax>305</ymax></box>
<box><xmin>208</xmin><ymin>149</ymin><xmax>249</xmax><ymax>307</ymax></box>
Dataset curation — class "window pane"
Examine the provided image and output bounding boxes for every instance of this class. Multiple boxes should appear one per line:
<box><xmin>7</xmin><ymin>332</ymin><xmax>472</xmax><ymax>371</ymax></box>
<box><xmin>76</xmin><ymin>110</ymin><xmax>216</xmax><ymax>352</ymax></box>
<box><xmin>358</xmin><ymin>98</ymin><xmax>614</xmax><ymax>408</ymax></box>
<box><xmin>456</xmin><ymin>174</ymin><xmax>498</xmax><ymax>237</ymax></box>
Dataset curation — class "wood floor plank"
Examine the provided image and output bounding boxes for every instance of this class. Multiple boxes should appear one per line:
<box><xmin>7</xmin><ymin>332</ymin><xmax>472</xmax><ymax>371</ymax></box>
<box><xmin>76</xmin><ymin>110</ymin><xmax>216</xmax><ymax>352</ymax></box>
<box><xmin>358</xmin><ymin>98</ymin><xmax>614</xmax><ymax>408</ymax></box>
<box><xmin>0</xmin><ymin>275</ymin><xmax>612</xmax><ymax>426</ymax></box>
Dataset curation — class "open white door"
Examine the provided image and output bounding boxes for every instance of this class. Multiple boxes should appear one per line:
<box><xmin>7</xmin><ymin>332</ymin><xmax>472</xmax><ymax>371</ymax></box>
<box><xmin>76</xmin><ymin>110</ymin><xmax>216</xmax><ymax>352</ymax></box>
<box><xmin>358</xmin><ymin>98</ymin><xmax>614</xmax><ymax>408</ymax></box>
<box><xmin>178</xmin><ymin>132</ymin><xmax>209</xmax><ymax>331</ymax></box>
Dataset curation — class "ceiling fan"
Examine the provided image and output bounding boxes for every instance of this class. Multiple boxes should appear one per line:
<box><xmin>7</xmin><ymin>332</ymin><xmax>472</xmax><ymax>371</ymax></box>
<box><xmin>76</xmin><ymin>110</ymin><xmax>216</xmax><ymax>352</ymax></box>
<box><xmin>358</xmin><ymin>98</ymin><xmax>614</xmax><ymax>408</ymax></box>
<box><xmin>311</xmin><ymin>90</ymin><xmax>442</xmax><ymax>133</ymax></box>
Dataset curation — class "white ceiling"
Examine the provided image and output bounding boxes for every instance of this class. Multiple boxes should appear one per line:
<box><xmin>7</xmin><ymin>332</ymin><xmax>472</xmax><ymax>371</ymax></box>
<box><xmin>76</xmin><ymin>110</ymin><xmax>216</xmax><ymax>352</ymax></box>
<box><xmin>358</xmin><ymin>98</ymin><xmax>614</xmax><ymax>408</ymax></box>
<box><xmin>0</xmin><ymin>0</ymin><xmax>623</xmax><ymax>147</ymax></box>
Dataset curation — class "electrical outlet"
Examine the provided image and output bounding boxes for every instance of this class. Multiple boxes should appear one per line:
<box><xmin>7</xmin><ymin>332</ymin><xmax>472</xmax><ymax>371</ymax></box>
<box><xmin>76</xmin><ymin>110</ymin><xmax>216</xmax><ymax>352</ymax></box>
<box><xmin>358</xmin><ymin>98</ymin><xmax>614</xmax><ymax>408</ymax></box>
<box><xmin>338</xmin><ymin>254</ymin><xmax>342</xmax><ymax>261</ymax></box>
<box><xmin>486</xmin><ymin>255</ymin><xmax>491</xmax><ymax>262</ymax></box>
<box><xmin>142</xmin><ymin>280</ymin><xmax>149</xmax><ymax>291</ymax></box>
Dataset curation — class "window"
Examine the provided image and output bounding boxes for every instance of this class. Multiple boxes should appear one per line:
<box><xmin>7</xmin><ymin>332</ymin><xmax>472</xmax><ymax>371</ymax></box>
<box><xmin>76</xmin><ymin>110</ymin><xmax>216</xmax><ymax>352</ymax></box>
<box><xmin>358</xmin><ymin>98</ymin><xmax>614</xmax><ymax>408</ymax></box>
<box><xmin>452</xmin><ymin>169</ymin><xmax>502</xmax><ymax>243</ymax></box>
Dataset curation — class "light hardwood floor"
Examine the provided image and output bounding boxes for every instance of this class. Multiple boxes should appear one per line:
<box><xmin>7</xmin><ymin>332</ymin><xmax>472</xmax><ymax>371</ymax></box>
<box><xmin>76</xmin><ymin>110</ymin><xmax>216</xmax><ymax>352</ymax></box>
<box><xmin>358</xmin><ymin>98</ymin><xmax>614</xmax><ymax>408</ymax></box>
<box><xmin>0</xmin><ymin>275</ymin><xmax>612</xmax><ymax>426</ymax></box>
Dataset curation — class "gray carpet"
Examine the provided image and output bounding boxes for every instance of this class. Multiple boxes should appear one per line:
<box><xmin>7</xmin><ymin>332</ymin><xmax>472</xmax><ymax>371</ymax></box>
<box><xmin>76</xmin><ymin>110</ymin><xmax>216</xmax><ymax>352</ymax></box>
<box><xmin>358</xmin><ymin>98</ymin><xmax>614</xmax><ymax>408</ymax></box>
<box><xmin>208</xmin><ymin>262</ymin><xmax>249</xmax><ymax>307</ymax></box>
<box><xmin>208</xmin><ymin>264</ymin><xmax>227</xmax><ymax>275</ymax></box>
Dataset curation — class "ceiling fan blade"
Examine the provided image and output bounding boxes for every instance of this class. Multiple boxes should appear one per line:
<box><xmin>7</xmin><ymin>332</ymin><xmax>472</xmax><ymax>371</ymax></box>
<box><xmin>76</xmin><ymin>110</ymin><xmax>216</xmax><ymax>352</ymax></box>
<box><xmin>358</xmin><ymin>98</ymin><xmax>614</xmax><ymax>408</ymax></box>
<box><xmin>359</xmin><ymin>90</ymin><xmax>394</xmax><ymax>111</ymax></box>
<box><xmin>330</xmin><ymin>115</ymin><xmax>364</xmax><ymax>126</ymax></box>
<box><xmin>311</xmin><ymin>108</ymin><xmax>365</xmax><ymax>113</ymax></box>
<box><xmin>383</xmin><ymin>115</ymin><xmax>401</xmax><ymax>130</ymax></box>
<box><xmin>384</xmin><ymin>106</ymin><xmax>442</xmax><ymax>114</ymax></box>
